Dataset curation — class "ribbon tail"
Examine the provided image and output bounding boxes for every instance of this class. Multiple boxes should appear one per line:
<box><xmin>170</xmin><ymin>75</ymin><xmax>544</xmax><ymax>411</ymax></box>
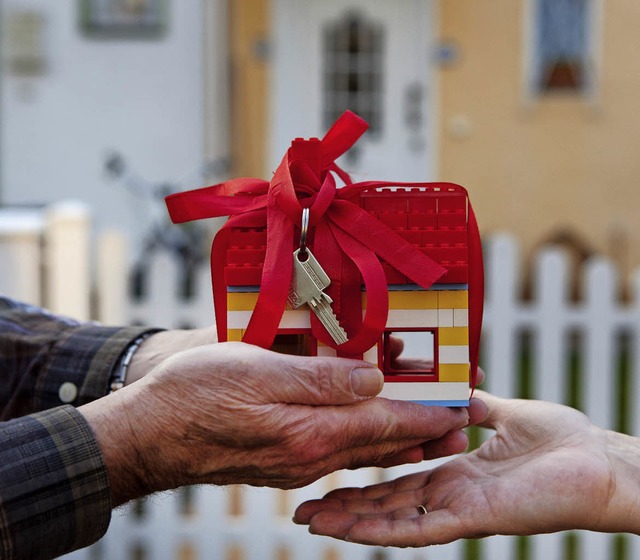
<box><xmin>165</xmin><ymin>179</ymin><xmax>269</xmax><ymax>223</ymax></box>
<box><xmin>242</xmin><ymin>200</ymin><xmax>293</xmax><ymax>348</ymax></box>
<box><xmin>328</xmin><ymin>222</ymin><xmax>389</xmax><ymax>357</ymax></box>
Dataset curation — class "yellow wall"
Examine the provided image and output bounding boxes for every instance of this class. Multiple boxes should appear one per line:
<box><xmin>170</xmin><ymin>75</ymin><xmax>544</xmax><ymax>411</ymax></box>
<box><xmin>438</xmin><ymin>0</ymin><xmax>640</xmax><ymax>278</ymax></box>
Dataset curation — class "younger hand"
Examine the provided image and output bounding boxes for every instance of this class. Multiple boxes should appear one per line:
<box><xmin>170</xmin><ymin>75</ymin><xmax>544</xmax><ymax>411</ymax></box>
<box><xmin>294</xmin><ymin>390</ymin><xmax>640</xmax><ymax>545</ymax></box>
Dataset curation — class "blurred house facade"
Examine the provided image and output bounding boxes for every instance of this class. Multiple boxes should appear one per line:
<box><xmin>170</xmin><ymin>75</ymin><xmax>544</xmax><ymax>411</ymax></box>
<box><xmin>2</xmin><ymin>0</ymin><xmax>640</xmax><ymax>287</ymax></box>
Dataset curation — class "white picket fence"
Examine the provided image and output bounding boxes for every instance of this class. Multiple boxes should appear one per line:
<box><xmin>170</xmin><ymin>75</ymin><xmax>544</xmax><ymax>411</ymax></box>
<box><xmin>2</xmin><ymin>202</ymin><xmax>640</xmax><ymax>560</ymax></box>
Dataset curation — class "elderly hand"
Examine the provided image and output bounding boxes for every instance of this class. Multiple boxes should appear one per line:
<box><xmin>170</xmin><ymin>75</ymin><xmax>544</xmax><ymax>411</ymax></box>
<box><xmin>80</xmin><ymin>342</ymin><xmax>482</xmax><ymax>506</ymax></box>
<box><xmin>294</xmin><ymin>390</ymin><xmax>640</xmax><ymax>545</ymax></box>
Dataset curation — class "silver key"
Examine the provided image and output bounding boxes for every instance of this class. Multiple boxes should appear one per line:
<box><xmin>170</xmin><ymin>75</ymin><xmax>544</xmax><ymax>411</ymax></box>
<box><xmin>288</xmin><ymin>248</ymin><xmax>348</xmax><ymax>345</ymax></box>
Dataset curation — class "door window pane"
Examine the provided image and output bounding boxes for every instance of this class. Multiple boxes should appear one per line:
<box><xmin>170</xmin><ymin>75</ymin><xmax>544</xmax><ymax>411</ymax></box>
<box><xmin>323</xmin><ymin>11</ymin><xmax>384</xmax><ymax>137</ymax></box>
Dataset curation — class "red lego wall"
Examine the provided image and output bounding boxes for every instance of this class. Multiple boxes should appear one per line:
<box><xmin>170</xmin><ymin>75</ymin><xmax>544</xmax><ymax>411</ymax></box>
<box><xmin>224</xmin><ymin>186</ymin><xmax>469</xmax><ymax>286</ymax></box>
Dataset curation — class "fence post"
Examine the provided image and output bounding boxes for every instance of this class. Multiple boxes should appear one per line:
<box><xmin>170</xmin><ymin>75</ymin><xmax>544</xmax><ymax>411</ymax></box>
<box><xmin>43</xmin><ymin>201</ymin><xmax>91</xmax><ymax>320</ymax></box>
<box><xmin>532</xmin><ymin>248</ymin><xmax>571</xmax><ymax>403</ymax></box>
<box><xmin>96</xmin><ymin>229</ymin><xmax>128</xmax><ymax>325</ymax></box>
<box><xmin>0</xmin><ymin>209</ymin><xmax>43</xmax><ymax>304</ymax></box>
<box><xmin>483</xmin><ymin>233</ymin><xmax>520</xmax><ymax>398</ymax></box>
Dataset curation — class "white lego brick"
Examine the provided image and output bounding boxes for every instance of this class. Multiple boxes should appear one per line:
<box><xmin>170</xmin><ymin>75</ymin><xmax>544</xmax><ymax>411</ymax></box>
<box><xmin>386</xmin><ymin>309</ymin><xmax>438</xmax><ymax>328</ymax></box>
<box><xmin>363</xmin><ymin>346</ymin><xmax>378</xmax><ymax>364</ymax></box>
<box><xmin>227</xmin><ymin>311</ymin><xmax>253</xmax><ymax>329</ymax></box>
<box><xmin>453</xmin><ymin>308</ymin><xmax>469</xmax><ymax>327</ymax></box>
<box><xmin>227</xmin><ymin>310</ymin><xmax>311</xmax><ymax>329</ymax></box>
<box><xmin>437</xmin><ymin>308</ymin><xmax>454</xmax><ymax>327</ymax></box>
<box><xmin>439</xmin><ymin>345</ymin><xmax>470</xmax><ymax>364</ymax></box>
<box><xmin>379</xmin><ymin>382</ymin><xmax>470</xmax><ymax>404</ymax></box>
<box><xmin>279</xmin><ymin>310</ymin><xmax>312</xmax><ymax>329</ymax></box>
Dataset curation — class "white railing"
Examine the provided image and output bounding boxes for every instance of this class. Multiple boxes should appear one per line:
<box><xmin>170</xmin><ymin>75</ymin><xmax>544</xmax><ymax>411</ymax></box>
<box><xmin>2</xmin><ymin>202</ymin><xmax>640</xmax><ymax>559</ymax></box>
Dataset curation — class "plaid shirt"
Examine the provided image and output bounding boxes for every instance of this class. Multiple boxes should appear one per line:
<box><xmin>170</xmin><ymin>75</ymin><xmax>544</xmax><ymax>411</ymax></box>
<box><xmin>0</xmin><ymin>296</ymin><xmax>159</xmax><ymax>560</ymax></box>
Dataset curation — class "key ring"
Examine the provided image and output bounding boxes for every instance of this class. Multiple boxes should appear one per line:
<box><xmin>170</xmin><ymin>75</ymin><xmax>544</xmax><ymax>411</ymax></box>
<box><xmin>299</xmin><ymin>207</ymin><xmax>310</xmax><ymax>257</ymax></box>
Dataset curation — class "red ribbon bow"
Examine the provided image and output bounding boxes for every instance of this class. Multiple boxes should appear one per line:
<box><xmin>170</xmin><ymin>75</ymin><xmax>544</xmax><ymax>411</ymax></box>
<box><xmin>166</xmin><ymin>111</ymin><xmax>455</xmax><ymax>358</ymax></box>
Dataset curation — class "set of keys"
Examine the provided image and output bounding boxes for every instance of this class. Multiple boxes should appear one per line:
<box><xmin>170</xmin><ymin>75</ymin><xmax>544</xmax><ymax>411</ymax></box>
<box><xmin>287</xmin><ymin>209</ymin><xmax>348</xmax><ymax>345</ymax></box>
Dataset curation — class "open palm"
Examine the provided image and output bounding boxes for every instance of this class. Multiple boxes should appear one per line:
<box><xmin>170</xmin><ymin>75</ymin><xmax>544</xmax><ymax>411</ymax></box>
<box><xmin>294</xmin><ymin>391</ymin><xmax>618</xmax><ymax>546</ymax></box>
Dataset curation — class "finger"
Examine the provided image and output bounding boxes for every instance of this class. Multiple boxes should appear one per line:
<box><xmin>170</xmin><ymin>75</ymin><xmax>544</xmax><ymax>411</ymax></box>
<box><xmin>467</xmin><ymin>397</ymin><xmax>489</xmax><ymax>425</ymax></box>
<box><xmin>258</xmin><ymin>350</ymin><xmax>385</xmax><ymax>404</ymax></box>
<box><xmin>321</xmin><ymin>470</ymin><xmax>430</xmax><ymax>503</ymax></box>
<box><xmin>476</xmin><ymin>366</ymin><xmax>485</xmax><ymax>385</ymax></box>
<box><xmin>317</xmin><ymin>399</ymin><xmax>470</xmax><ymax>456</ymax></box>
<box><xmin>421</xmin><ymin>429</ymin><xmax>469</xmax><ymax>460</ymax></box>
<box><xmin>214</xmin><ymin>343</ymin><xmax>383</xmax><ymax>405</ymax></box>
<box><xmin>471</xmin><ymin>390</ymin><xmax>512</xmax><ymax>430</ymax></box>
<box><xmin>297</xmin><ymin>483</ymin><xmax>426</xmax><ymax>525</ymax></box>
<box><xmin>372</xmin><ymin>445</ymin><xmax>425</xmax><ymax>467</ymax></box>
<box><xmin>340</xmin><ymin>510</ymin><xmax>476</xmax><ymax>547</ymax></box>
<box><xmin>340</xmin><ymin>428</ymin><xmax>468</xmax><ymax>471</ymax></box>
<box><xmin>388</xmin><ymin>335</ymin><xmax>404</xmax><ymax>362</ymax></box>
<box><xmin>308</xmin><ymin>510</ymin><xmax>362</xmax><ymax>539</ymax></box>
<box><xmin>293</xmin><ymin>498</ymin><xmax>345</xmax><ymax>524</ymax></box>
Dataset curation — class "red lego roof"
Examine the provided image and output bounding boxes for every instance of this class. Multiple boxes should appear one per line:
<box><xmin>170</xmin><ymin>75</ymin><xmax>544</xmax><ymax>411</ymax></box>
<box><xmin>224</xmin><ymin>185</ymin><xmax>469</xmax><ymax>287</ymax></box>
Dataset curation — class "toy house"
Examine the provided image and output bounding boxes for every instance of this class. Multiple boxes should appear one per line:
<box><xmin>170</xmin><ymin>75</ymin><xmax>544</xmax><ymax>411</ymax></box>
<box><xmin>222</xmin><ymin>184</ymin><xmax>479</xmax><ymax>406</ymax></box>
<box><xmin>166</xmin><ymin>113</ymin><xmax>482</xmax><ymax>407</ymax></box>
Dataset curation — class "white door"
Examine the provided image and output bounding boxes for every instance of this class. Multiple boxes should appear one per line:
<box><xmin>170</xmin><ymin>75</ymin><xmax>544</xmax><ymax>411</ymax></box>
<box><xmin>271</xmin><ymin>0</ymin><xmax>436</xmax><ymax>182</ymax></box>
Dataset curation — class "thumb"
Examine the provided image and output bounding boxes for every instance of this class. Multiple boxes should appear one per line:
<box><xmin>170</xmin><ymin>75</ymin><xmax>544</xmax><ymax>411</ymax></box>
<box><xmin>473</xmin><ymin>390</ymin><xmax>515</xmax><ymax>430</ymax></box>
<box><xmin>260</xmin><ymin>351</ymin><xmax>384</xmax><ymax>406</ymax></box>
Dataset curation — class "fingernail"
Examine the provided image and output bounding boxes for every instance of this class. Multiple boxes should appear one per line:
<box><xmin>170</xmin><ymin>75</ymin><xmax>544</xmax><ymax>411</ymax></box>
<box><xmin>350</xmin><ymin>367</ymin><xmax>383</xmax><ymax>397</ymax></box>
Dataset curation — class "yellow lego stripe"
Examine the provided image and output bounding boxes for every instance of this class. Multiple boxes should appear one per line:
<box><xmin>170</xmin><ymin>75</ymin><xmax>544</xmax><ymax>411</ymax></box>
<box><xmin>438</xmin><ymin>291</ymin><xmax>468</xmax><ymax>309</ymax></box>
<box><xmin>438</xmin><ymin>327</ymin><xmax>469</xmax><ymax>346</ymax></box>
<box><xmin>227</xmin><ymin>329</ymin><xmax>244</xmax><ymax>341</ymax></box>
<box><xmin>227</xmin><ymin>292</ymin><xmax>259</xmax><ymax>311</ymax></box>
<box><xmin>364</xmin><ymin>291</ymin><xmax>438</xmax><ymax>309</ymax></box>
<box><xmin>439</xmin><ymin>363</ymin><xmax>470</xmax><ymax>382</ymax></box>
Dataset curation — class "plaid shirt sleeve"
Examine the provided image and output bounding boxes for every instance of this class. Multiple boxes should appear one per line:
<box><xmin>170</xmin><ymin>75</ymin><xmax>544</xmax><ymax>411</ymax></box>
<box><xmin>0</xmin><ymin>407</ymin><xmax>110</xmax><ymax>560</ymax></box>
<box><xmin>0</xmin><ymin>296</ymin><xmax>162</xmax><ymax>559</ymax></box>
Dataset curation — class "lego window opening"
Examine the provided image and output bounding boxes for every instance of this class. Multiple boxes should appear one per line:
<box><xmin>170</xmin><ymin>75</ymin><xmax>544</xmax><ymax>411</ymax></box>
<box><xmin>270</xmin><ymin>332</ymin><xmax>316</xmax><ymax>357</ymax></box>
<box><xmin>383</xmin><ymin>330</ymin><xmax>437</xmax><ymax>376</ymax></box>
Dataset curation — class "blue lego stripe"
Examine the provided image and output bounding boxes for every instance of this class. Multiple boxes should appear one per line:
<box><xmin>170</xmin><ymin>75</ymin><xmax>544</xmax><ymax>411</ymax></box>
<box><xmin>228</xmin><ymin>284</ymin><xmax>469</xmax><ymax>293</ymax></box>
<box><xmin>227</xmin><ymin>286</ymin><xmax>260</xmax><ymax>293</ymax></box>
<box><xmin>412</xmin><ymin>400</ymin><xmax>470</xmax><ymax>407</ymax></box>
<box><xmin>388</xmin><ymin>284</ymin><xmax>469</xmax><ymax>291</ymax></box>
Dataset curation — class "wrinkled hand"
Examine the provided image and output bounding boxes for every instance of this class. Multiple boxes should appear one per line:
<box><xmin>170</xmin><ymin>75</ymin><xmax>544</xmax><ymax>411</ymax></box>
<box><xmin>81</xmin><ymin>342</ymin><xmax>480</xmax><ymax>506</ymax></box>
<box><xmin>294</xmin><ymin>390</ymin><xmax>640</xmax><ymax>545</ymax></box>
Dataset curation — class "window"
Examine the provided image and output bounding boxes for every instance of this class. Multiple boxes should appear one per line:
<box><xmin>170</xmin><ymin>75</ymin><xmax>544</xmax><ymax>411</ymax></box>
<box><xmin>383</xmin><ymin>330</ymin><xmax>437</xmax><ymax>376</ymax></box>
<box><xmin>530</xmin><ymin>0</ymin><xmax>595</xmax><ymax>94</ymax></box>
<box><xmin>322</xmin><ymin>11</ymin><xmax>384</xmax><ymax>140</ymax></box>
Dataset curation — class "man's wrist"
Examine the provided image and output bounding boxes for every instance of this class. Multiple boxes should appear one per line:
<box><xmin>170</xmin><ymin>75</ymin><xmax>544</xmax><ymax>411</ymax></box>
<box><xmin>109</xmin><ymin>333</ymin><xmax>154</xmax><ymax>393</ymax></box>
<box><xmin>124</xmin><ymin>327</ymin><xmax>216</xmax><ymax>386</ymax></box>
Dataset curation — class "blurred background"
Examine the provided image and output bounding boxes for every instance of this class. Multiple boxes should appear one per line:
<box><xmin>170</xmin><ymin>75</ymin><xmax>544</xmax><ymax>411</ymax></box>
<box><xmin>1</xmin><ymin>1</ymin><xmax>640</xmax><ymax>559</ymax></box>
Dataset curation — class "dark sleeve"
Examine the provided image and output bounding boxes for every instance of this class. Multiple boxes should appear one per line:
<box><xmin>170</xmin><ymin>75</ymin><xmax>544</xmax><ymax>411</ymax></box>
<box><xmin>0</xmin><ymin>296</ymin><xmax>161</xmax><ymax>420</ymax></box>
<box><xmin>0</xmin><ymin>406</ymin><xmax>111</xmax><ymax>560</ymax></box>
